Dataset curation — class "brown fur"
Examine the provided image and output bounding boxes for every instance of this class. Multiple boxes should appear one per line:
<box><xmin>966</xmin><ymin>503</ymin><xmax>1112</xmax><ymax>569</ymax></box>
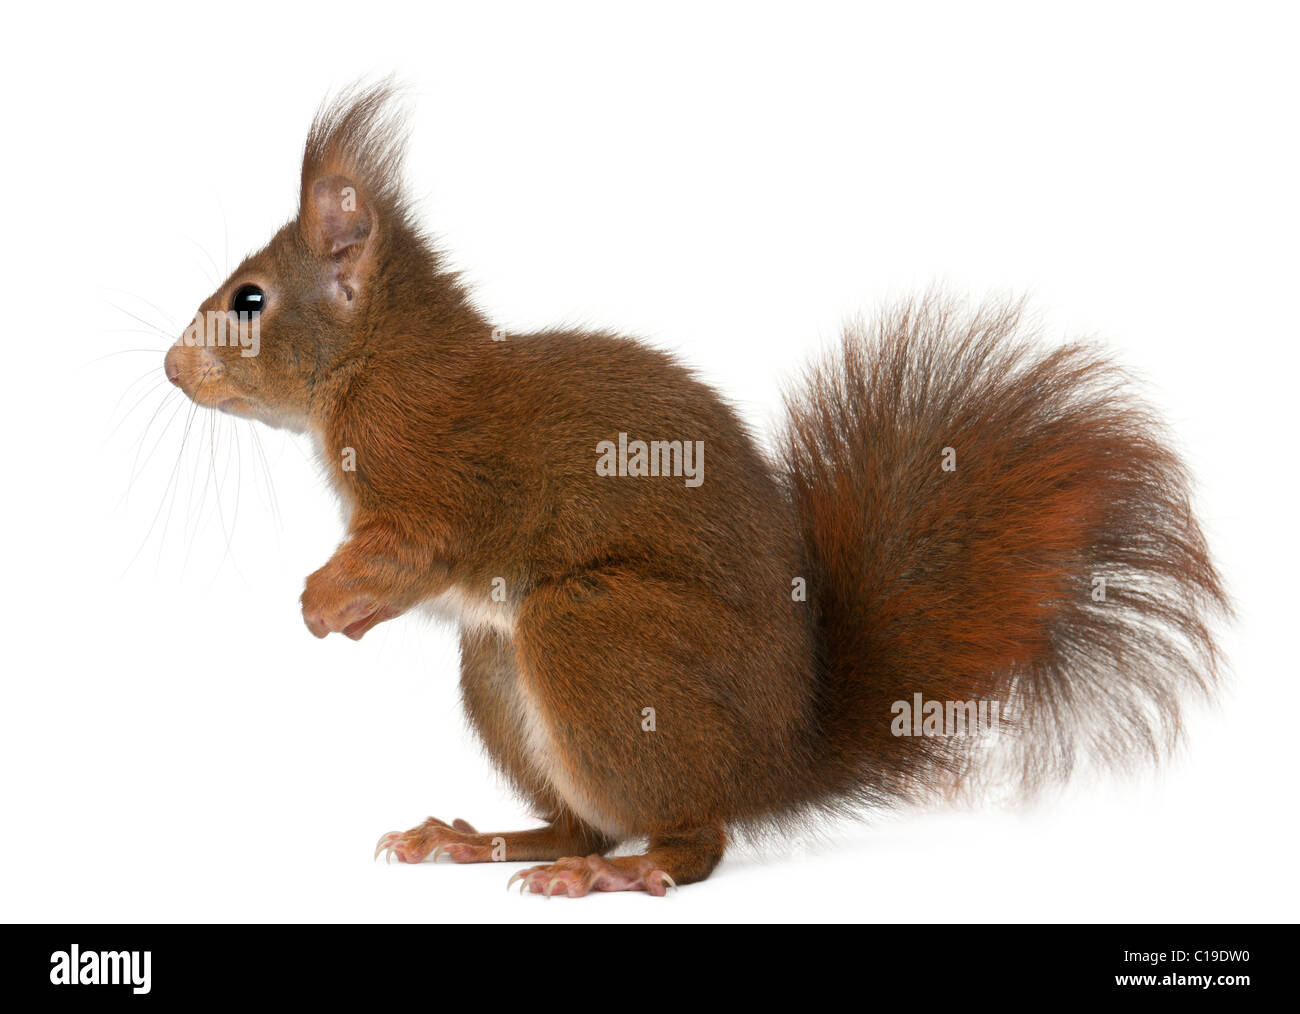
<box><xmin>163</xmin><ymin>84</ymin><xmax>1229</xmax><ymax>894</ymax></box>
<box><xmin>781</xmin><ymin>298</ymin><xmax>1229</xmax><ymax>809</ymax></box>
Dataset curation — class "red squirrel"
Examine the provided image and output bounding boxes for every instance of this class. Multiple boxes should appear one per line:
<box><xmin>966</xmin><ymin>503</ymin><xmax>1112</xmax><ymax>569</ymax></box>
<box><xmin>162</xmin><ymin>84</ymin><xmax>1228</xmax><ymax>897</ymax></box>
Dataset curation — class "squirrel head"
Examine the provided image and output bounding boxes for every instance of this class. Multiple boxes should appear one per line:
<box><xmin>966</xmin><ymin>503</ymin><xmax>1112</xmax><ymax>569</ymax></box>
<box><xmin>164</xmin><ymin>82</ymin><xmax>418</xmax><ymax>432</ymax></box>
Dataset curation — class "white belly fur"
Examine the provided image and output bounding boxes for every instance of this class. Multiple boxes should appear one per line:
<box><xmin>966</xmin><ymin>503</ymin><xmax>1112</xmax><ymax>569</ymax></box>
<box><xmin>509</xmin><ymin>673</ymin><xmax>628</xmax><ymax>839</ymax></box>
<box><xmin>422</xmin><ymin>585</ymin><xmax>517</xmax><ymax>638</ymax></box>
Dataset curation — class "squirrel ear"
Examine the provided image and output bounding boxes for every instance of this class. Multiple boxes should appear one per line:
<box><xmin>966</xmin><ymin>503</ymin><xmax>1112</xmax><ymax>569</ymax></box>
<box><xmin>304</xmin><ymin>173</ymin><xmax>373</xmax><ymax>256</ymax></box>
<box><xmin>302</xmin><ymin>173</ymin><xmax>377</xmax><ymax>305</ymax></box>
<box><xmin>298</xmin><ymin>82</ymin><xmax>407</xmax><ymax>307</ymax></box>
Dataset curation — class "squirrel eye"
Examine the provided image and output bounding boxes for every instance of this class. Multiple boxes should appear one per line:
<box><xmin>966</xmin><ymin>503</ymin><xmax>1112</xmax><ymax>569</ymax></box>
<box><xmin>231</xmin><ymin>284</ymin><xmax>266</xmax><ymax>315</ymax></box>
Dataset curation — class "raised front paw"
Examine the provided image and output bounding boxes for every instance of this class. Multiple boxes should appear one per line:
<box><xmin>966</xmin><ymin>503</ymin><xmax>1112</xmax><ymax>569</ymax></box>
<box><xmin>300</xmin><ymin>567</ymin><xmax>401</xmax><ymax>640</ymax></box>
<box><xmin>374</xmin><ymin>817</ymin><xmax>486</xmax><ymax>864</ymax></box>
<box><xmin>507</xmin><ymin>855</ymin><xmax>677</xmax><ymax>898</ymax></box>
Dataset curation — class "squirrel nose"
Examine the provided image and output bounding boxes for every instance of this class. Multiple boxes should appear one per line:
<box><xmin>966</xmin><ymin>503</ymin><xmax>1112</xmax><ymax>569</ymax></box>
<box><xmin>164</xmin><ymin>348</ymin><xmax>183</xmax><ymax>386</ymax></box>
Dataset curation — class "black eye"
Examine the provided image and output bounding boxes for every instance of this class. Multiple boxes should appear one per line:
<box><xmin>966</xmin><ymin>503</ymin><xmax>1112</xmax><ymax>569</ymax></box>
<box><xmin>231</xmin><ymin>284</ymin><xmax>266</xmax><ymax>315</ymax></box>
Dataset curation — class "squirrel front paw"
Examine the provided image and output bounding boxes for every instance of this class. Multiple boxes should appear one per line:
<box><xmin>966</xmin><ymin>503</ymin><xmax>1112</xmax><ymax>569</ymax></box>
<box><xmin>300</xmin><ymin>568</ymin><xmax>401</xmax><ymax>640</ymax></box>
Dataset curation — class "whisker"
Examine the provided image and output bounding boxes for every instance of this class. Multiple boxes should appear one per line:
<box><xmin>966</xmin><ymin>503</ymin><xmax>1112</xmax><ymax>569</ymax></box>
<box><xmin>182</xmin><ymin>406</ymin><xmax>218</xmax><ymax>573</ymax></box>
<box><xmin>204</xmin><ymin>403</ymin><xmax>244</xmax><ymax>580</ymax></box>
<box><xmin>184</xmin><ymin>236</ymin><xmax>221</xmax><ymax>287</ymax></box>
<box><xmin>123</xmin><ymin>364</ymin><xmax>214</xmax><ymax>575</ymax></box>
<box><xmin>159</xmin><ymin>387</ymin><xmax>212</xmax><ymax>569</ymax></box>
<box><xmin>215</xmin><ymin>414</ymin><xmax>246</xmax><ymax>576</ymax></box>
<box><xmin>87</xmin><ymin>342</ymin><xmax>166</xmax><ymax>354</ymax></box>
<box><xmin>123</xmin><ymin>391</ymin><xmax>201</xmax><ymax>576</ymax></box>
<box><xmin>105</xmin><ymin>288</ymin><xmax>181</xmax><ymax>333</ymax></box>
<box><xmin>121</xmin><ymin>389</ymin><xmax>187</xmax><ymax>506</ymax></box>
<box><xmin>247</xmin><ymin>421</ymin><xmax>282</xmax><ymax>530</ymax></box>
<box><xmin>107</xmin><ymin>300</ymin><xmax>173</xmax><ymax>341</ymax></box>
<box><xmin>216</xmin><ymin>190</ymin><xmax>231</xmax><ymax>275</ymax></box>
<box><xmin>108</xmin><ymin>369</ymin><xmax>170</xmax><ymax>441</ymax></box>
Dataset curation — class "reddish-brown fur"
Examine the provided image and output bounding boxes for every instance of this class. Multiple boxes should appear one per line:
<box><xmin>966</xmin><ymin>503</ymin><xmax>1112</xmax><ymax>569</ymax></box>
<box><xmin>163</xmin><ymin>85</ymin><xmax>1228</xmax><ymax>896</ymax></box>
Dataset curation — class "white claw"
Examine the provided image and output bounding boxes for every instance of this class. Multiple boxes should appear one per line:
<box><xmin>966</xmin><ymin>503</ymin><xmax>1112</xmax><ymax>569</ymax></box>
<box><xmin>431</xmin><ymin>845</ymin><xmax>447</xmax><ymax>863</ymax></box>
<box><xmin>545</xmin><ymin>877</ymin><xmax>564</xmax><ymax>898</ymax></box>
<box><xmin>506</xmin><ymin>871</ymin><xmax>525</xmax><ymax>893</ymax></box>
<box><xmin>373</xmin><ymin>833</ymin><xmax>395</xmax><ymax>860</ymax></box>
<box><xmin>659</xmin><ymin>873</ymin><xmax>678</xmax><ymax>893</ymax></box>
<box><xmin>386</xmin><ymin>846</ymin><xmax>397</xmax><ymax>865</ymax></box>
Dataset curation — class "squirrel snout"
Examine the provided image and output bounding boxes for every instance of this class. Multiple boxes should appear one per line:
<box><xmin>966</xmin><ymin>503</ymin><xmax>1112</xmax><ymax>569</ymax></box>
<box><xmin>164</xmin><ymin>348</ymin><xmax>182</xmax><ymax>386</ymax></box>
<box><xmin>164</xmin><ymin>343</ymin><xmax>223</xmax><ymax>391</ymax></box>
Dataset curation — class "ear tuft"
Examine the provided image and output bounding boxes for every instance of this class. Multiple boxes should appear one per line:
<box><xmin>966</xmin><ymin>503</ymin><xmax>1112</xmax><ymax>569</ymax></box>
<box><xmin>299</xmin><ymin>80</ymin><xmax>410</xmax><ymax>304</ymax></box>
<box><xmin>299</xmin><ymin>79</ymin><xmax>409</xmax><ymax>243</ymax></box>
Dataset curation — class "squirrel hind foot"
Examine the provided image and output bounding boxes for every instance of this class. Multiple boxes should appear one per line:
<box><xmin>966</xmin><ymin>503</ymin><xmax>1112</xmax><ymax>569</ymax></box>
<box><xmin>511</xmin><ymin>825</ymin><xmax>726</xmax><ymax>897</ymax></box>
<box><xmin>510</xmin><ymin>855</ymin><xmax>677</xmax><ymax>898</ymax></box>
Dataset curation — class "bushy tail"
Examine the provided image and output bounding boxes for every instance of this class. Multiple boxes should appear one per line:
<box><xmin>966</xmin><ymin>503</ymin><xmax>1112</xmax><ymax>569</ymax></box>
<box><xmin>780</xmin><ymin>295</ymin><xmax>1229</xmax><ymax>807</ymax></box>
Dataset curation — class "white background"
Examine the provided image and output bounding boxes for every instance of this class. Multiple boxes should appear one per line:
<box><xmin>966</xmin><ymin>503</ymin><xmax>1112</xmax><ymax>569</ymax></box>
<box><xmin>2</xmin><ymin>1</ymin><xmax>1296</xmax><ymax>923</ymax></box>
